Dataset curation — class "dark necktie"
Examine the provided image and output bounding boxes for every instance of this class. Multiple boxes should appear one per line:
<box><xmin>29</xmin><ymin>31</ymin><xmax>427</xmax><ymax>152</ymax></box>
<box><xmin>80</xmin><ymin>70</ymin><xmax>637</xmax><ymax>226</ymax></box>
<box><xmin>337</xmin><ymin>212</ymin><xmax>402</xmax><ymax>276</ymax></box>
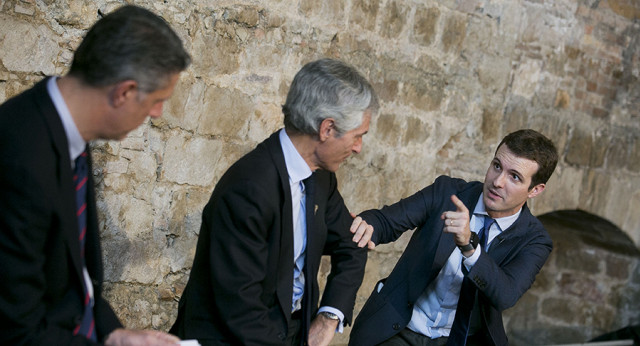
<box><xmin>478</xmin><ymin>216</ymin><xmax>495</xmax><ymax>250</ymax></box>
<box><xmin>447</xmin><ymin>215</ymin><xmax>496</xmax><ymax>345</ymax></box>
<box><xmin>300</xmin><ymin>174</ymin><xmax>315</xmax><ymax>344</ymax></box>
<box><xmin>72</xmin><ymin>150</ymin><xmax>96</xmax><ymax>341</ymax></box>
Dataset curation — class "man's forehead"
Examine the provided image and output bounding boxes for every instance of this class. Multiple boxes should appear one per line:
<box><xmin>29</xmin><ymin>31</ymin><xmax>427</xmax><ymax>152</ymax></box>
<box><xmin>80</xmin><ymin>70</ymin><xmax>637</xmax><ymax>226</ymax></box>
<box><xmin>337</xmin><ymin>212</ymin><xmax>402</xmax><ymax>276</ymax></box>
<box><xmin>494</xmin><ymin>146</ymin><xmax>539</xmax><ymax>174</ymax></box>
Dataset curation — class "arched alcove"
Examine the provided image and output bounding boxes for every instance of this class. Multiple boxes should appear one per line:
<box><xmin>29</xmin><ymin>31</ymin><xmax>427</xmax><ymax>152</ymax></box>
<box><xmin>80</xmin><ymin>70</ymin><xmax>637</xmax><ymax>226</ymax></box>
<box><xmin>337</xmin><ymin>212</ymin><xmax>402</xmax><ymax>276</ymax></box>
<box><xmin>504</xmin><ymin>210</ymin><xmax>640</xmax><ymax>345</ymax></box>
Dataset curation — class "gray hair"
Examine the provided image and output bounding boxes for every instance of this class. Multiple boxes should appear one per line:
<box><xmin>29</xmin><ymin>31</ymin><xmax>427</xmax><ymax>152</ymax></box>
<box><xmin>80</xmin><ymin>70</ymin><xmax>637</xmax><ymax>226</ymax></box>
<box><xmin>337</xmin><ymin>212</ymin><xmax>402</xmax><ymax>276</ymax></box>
<box><xmin>282</xmin><ymin>59</ymin><xmax>379</xmax><ymax>136</ymax></box>
<box><xmin>69</xmin><ymin>5</ymin><xmax>191</xmax><ymax>92</ymax></box>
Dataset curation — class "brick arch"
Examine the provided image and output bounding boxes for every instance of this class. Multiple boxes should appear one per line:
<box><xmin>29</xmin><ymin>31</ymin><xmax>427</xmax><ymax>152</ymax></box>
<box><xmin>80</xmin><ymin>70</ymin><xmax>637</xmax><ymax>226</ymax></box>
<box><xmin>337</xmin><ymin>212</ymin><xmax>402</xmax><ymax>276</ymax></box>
<box><xmin>504</xmin><ymin>210</ymin><xmax>640</xmax><ymax>345</ymax></box>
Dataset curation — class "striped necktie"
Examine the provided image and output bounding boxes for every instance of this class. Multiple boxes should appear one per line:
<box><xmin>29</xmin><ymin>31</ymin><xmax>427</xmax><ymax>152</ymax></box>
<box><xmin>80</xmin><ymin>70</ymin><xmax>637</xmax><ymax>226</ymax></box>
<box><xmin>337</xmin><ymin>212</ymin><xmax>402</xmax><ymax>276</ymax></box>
<box><xmin>72</xmin><ymin>150</ymin><xmax>96</xmax><ymax>341</ymax></box>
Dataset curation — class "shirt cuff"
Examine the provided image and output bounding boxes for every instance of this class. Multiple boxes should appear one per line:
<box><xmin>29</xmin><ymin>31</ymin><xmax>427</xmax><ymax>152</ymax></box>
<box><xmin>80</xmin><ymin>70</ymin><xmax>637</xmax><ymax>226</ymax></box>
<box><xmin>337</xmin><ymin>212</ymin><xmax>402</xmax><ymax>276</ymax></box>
<box><xmin>462</xmin><ymin>244</ymin><xmax>482</xmax><ymax>270</ymax></box>
<box><xmin>318</xmin><ymin>306</ymin><xmax>344</xmax><ymax>333</ymax></box>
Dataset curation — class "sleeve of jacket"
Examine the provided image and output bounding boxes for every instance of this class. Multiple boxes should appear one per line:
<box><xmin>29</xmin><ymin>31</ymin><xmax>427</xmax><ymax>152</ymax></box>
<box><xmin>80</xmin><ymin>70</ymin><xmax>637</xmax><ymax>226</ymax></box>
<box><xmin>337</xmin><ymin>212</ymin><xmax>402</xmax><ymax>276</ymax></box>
<box><xmin>360</xmin><ymin>176</ymin><xmax>454</xmax><ymax>245</ymax></box>
<box><xmin>318</xmin><ymin>172</ymin><xmax>368</xmax><ymax>325</ymax></box>
<box><xmin>467</xmin><ymin>221</ymin><xmax>553</xmax><ymax>311</ymax></box>
<box><xmin>206</xmin><ymin>179</ymin><xmax>287</xmax><ymax>345</ymax></box>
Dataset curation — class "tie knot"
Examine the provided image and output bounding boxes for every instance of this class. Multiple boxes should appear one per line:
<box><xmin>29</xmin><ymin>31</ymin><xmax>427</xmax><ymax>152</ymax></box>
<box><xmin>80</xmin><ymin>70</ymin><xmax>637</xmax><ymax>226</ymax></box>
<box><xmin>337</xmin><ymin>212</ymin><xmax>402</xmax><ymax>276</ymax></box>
<box><xmin>483</xmin><ymin>215</ymin><xmax>495</xmax><ymax>231</ymax></box>
<box><xmin>75</xmin><ymin>151</ymin><xmax>88</xmax><ymax>173</ymax></box>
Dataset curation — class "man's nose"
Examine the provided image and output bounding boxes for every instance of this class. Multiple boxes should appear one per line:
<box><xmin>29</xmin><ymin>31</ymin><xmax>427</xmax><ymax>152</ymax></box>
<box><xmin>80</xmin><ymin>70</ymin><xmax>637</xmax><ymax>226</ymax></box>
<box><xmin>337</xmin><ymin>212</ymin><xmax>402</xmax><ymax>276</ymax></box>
<box><xmin>352</xmin><ymin>137</ymin><xmax>363</xmax><ymax>154</ymax></box>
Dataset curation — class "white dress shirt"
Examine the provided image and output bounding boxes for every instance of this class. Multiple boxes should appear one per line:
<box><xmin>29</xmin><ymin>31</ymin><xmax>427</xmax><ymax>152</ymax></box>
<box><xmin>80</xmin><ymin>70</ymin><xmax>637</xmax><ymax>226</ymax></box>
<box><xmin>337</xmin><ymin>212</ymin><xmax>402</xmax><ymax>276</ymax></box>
<box><xmin>46</xmin><ymin>76</ymin><xmax>94</xmax><ymax>304</ymax></box>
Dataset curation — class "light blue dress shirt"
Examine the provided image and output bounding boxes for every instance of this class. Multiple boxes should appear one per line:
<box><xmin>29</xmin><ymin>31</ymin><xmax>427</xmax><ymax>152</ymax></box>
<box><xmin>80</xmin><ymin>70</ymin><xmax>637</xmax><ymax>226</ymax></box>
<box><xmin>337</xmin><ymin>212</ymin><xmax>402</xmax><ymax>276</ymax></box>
<box><xmin>406</xmin><ymin>194</ymin><xmax>520</xmax><ymax>338</ymax></box>
<box><xmin>278</xmin><ymin>129</ymin><xmax>345</xmax><ymax>332</ymax></box>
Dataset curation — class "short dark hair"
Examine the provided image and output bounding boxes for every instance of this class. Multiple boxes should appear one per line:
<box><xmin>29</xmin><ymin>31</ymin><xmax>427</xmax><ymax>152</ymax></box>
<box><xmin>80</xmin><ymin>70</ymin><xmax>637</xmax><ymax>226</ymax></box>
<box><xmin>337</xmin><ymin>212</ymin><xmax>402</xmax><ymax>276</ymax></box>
<box><xmin>282</xmin><ymin>58</ymin><xmax>379</xmax><ymax>136</ymax></box>
<box><xmin>496</xmin><ymin>129</ymin><xmax>558</xmax><ymax>188</ymax></box>
<box><xmin>69</xmin><ymin>5</ymin><xmax>190</xmax><ymax>92</ymax></box>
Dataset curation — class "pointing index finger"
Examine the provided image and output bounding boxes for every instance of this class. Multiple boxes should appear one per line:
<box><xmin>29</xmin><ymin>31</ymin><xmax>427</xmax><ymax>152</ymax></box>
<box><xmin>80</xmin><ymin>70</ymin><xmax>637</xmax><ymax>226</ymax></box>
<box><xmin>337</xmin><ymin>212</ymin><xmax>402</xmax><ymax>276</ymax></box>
<box><xmin>450</xmin><ymin>194</ymin><xmax>468</xmax><ymax>213</ymax></box>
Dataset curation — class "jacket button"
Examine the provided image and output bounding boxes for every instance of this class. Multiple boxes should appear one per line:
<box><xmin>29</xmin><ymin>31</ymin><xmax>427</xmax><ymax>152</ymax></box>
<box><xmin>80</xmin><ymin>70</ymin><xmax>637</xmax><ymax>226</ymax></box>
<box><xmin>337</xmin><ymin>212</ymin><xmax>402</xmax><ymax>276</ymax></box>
<box><xmin>407</xmin><ymin>301</ymin><xmax>413</xmax><ymax>308</ymax></box>
<box><xmin>392</xmin><ymin>323</ymin><xmax>400</xmax><ymax>330</ymax></box>
<box><xmin>278</xmin><ymin>332</ymin><xmax>286</xmax><ymax>340</ymax></box>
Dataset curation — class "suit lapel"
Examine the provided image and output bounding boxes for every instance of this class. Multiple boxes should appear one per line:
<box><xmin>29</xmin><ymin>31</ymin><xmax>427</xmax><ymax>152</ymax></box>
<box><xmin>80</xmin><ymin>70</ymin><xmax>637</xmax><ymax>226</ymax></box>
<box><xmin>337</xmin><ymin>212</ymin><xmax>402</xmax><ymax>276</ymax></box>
<box><xmin>265</xmin><ymin>132</ymin><xmax>297</xmax><ymax>323</ymax></box>
<box><xmin>34</xmin><ymin>78</ymin><xmax>85</xmax><ymax>280</ymax></box>
<box><xmin>431</xmin><ymin>183</ymin><xmax>482</xmax><ymax>271</ymax></box>
<box><xmin>409</xmin><ymin>182</ymin><xmax>483</xmax><ymax>298</ymax></box>
<box><xmin>487</xmin><ymin>204</ymin><xmax>532</xmax><ymax>264</ymax></box>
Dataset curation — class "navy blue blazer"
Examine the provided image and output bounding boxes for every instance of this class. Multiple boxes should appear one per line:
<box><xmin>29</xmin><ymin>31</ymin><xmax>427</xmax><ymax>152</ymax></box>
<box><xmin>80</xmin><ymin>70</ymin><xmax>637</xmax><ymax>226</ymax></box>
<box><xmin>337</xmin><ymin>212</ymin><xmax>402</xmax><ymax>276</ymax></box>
<box><xmin>171</xmin><ymin>131</ymin><xmax>367</xmax><ymax>345</ymax></box>
<box><xmin>349</xmin><ymin>175</ymin><xmax>552</xmax><ymax>346</ymax></box>
<box><xmin>0</xmin><ymin>78</ymin><xmax>122</xmax><ymax>345</ymax></box>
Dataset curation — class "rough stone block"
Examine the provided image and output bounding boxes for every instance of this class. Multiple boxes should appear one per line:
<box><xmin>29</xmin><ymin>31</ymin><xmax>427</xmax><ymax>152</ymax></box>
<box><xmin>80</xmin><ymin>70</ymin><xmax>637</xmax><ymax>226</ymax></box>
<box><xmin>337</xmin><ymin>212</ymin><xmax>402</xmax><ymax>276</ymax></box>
<box><xmin>411</xmin><ymin>6</ymin><xmax>439</xmax><ymax>46</ymax></box>
<box><xmin>224</xmin><ymin>5</ymin><xmax>260</xmax><ymax>27</ymax></box>
<box><xmin>559</xmin><ymin>272</ymin><xmax>606</xmax><ymax>303</ymax></box>
<box><xmin>350</xmin><ymin>0</ymin><xmax>380</xmax><ymax>31</ymax></box>
<box><xmin>403</xmin><ymin>116</ymin><xmax>430</xmax><ymax>146</ymax></box>
<box><xmin>512</xmin><ymin>60</ymin><xmax>543</xmax><ymax>99</ymax></box>
<box><xmin>605</xmin><ymin>254</ymin><xmax>632</xmax><ymax>280</ymax></box>
<box><xmin>477</xmin><ymin>54</ymin><xmax>511</xmax><ymax>93</ymax></box>
<box><xmin>191</xmin><ymin>23</ymin><xmax>242</xmax><ymax>77</ymax></box>
<box><xmin>0</xmin><ymin>15</ymin><xmax>58</xmax><ymax>75</ymax></box>
<box><xmin>502</xmin><ymin>97</ymin><xmax>529</xmax><ymax>134</ymax></box>
<box><xmin>605</xmin><ymin>134</ymin><xmax>629</xmax><ymax>170</ymax></box>
<box><xmin>627</xmin><ymin>134</ymin><xmax>640</xmax><ymax>172</ymax></box>
<box><xmin>102</xmin><ymin>283</ymin><xmax>159</xmax><ymax>330</ymax></box>
<box><xmin>375</xmin><ymin>112</ymin><xmax>401</xmax><ymax>146</ymax></box>
<box><xmin>198</xmin><ymin>85</ymin><xmax>253</xmax><ymax>137</ymax></box>
<box><xmin>441</xmin><ymin>13</ymin><xmax>467</xmax><ymax>53</ymax></box>
<box><xmin>503</xmin><ymin>292</ymin><xmax>540</xmax><ymax>331</ymax></box>
<box><xmin>161</xmin><ymin>76</ymin><xmax>204</xmax><ymax>131</ymax></box>
<box><xmin>400</xmin><ymin>68</ymin><xmax>445</xmax><ymax>111</ymax></box>
<box><xmin>542</xmin><ymin>297</ymin><xmax>579</xmax><ymax>324</ymax></box>
<box><xmin>372</xmin><ymin>79</ymin><xmax>399</xmax><ymax>103</ymax></box>
<box><xmin>592</xmin><ymin>107</ymin><xmax>609</xmax><ymax>118</ymax></box>
<box><xmin>565</xmin><ymin>127</ymin><xmax>593</xmax><ymax>166</ymax></box>
<box><xmin>554</xmin><ymin>89</ymin><xmax>571</xmax><ymax>109</ymax></box>
<box><xmin>379</xmin><ymin>0</ymin><xmax>407</xmax><ymax>39</ymax></box>
<box><xmin>481</xmin><ymin>107</ymin><xmax>501</xmax><ymax>142</ymax></box>
<box><xmin>556</xmin><ymin>247</ymin><xmax>602</xmax><ymax>275</ymax></box>
<box><xmin>162</xmin><ymin>135</ymin><xmax>224</xmax><ymax>187</ymax></box>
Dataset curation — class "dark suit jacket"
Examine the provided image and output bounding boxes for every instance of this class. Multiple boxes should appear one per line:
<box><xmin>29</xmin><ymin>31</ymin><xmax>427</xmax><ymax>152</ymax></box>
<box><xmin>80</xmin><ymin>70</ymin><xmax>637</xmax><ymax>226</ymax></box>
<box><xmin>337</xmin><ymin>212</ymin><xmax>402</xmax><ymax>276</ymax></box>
<box><xmin>0</xmin><ymin>78</ymin><xmax>122</xmax><ymax>345</ymax></box>
<box><xmin>349</xmin><ymin>176</ymin><xmax>553</xmax><ymax>346</ymax></box>
<box><xmin>171</xmin><ymin>131</ymin><xmax>367</xmax><ymax>345</ymax></box>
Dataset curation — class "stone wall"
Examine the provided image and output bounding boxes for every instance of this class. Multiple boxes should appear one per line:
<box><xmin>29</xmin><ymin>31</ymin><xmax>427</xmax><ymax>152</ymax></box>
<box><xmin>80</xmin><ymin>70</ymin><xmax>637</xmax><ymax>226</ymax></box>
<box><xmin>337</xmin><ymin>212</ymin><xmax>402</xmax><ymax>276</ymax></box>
<box><xmin>0</xmin><ymin>0</ymin><xmax>638</xmax><ymax>344</ymax></box>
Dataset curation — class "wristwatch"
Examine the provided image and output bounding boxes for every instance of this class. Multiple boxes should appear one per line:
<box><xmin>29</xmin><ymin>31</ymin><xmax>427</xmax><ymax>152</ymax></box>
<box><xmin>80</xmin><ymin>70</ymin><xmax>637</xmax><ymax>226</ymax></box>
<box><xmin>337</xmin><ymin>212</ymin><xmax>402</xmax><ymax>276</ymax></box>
<box><xmin>319</xmin><ymin>311</ymin><xmax>340</xmax><ymax>320</ymax></box>
<box><xmin>458</xmin><ymin>232</ymin><xmax>479</xmax><ymax>252</ymax></box>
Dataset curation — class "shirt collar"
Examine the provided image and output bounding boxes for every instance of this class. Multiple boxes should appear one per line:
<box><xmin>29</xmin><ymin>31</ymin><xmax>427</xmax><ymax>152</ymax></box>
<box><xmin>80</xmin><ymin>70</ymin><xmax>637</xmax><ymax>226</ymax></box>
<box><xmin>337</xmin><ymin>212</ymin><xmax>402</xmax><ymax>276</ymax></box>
<box><xmin>279</xmin><ymin>129</ymin><xmax>312</xmax><ymax>184</ymax></box>
<box><xmin>47</xmin><ymin>77</ymin><xmax>86</xmax><ymax>163</ymax></box>
<box><xmin>473</xmin><ymin>193</ymin><xmax>521</xmax><ymax>231</ymax></box>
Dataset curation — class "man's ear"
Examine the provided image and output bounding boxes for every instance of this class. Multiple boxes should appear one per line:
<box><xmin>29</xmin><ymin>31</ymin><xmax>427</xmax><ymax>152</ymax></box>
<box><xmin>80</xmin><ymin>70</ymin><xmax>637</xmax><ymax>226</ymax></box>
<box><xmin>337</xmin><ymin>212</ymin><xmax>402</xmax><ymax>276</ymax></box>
<box><xmin>318</xmin><ymin>118</ymin><xmax>335</xmax><ymax>142</ymax></box>
<box><xmin>109</xmin><ymin>80</ymin><xmax>138</xmax><ymax>108</ymax></box>
<box><xmin>528</xmin><ymin>183</ymin><xmax>546</xmax><ymax>199</ymax></box>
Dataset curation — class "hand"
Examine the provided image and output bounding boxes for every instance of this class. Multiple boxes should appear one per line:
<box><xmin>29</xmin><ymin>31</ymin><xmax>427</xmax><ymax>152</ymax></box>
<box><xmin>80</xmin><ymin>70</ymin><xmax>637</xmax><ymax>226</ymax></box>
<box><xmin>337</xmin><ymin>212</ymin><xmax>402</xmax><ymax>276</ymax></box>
<box><xmin>441</xmin><ymin>195</ymin><xmax>472</xmax><ymax>253</ymax></box>
<box><xmin>308</xmin><ymin>314</ymin><xmax>339</xmax><ymax>346</ymax></box>
<box><xmin>104</xmin><ymin>328</ymin><xmax>180</xmax><ymax>346</ymax></box>
<box><xmin>350</xmin><ymin>213</ymin><xmax>375</xmax><ymax>250</ymax></box>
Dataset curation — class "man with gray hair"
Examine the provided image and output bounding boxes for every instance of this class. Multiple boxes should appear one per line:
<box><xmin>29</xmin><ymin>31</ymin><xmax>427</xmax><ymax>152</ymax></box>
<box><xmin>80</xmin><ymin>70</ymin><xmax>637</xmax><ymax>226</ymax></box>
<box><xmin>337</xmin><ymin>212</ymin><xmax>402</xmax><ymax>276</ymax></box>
<box><xmin>171</xmin><ymin>58</ymin><xmax>378</xmax><ymax>346</ymax></box>
<box><xmin>0</xmin><ymin>5</ymin><xmax>190</xmax><ymax>345</ymax></box>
